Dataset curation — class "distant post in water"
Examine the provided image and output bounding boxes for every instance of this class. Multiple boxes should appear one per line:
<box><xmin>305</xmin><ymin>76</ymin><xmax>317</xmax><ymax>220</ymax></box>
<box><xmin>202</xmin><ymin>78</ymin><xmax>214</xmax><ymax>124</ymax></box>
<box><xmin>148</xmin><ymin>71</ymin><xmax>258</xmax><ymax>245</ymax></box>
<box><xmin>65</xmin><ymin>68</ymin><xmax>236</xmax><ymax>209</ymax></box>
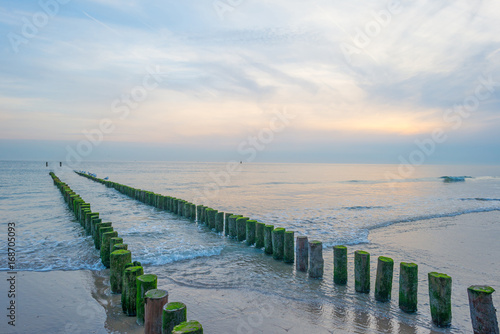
<box><xmin>101</xmin><ymin>231</ymin><xmax>118</xmax><ymax>268</ymax></box>
<box><xmin>246</xmin><ymin>220</ymin><xmax>257</xmax><ymax>246</ymax></box>
<box><xmin>216</xmin><ymin>212</ymin><xmax>224</xmax><ymax>233</ymax></box>
<box><xmin>255</xmin><ymin>222</ymin><xmax>265</xmax><ymax>249</ymax></box>
<box><xmin>228</xmin><ymin>215</ymin><xmax>240</xmax><ymax>238</ymax></box>
<box><xmin>283</xmin><ymin>231</ymin><xmax>294</xmax><ymax>263</ymax></box>
<box><xmin>399</xmin><ymin>262</ymin><xmax>418</xmax><ymax>313</ymax></box>
<box><xmin>144</xmin><ymin>289</ymin><xmax>169</xmax><ymax>334</ymax></box>
<box><xmin>333</xmin><ymin>245</ymin><xmax>348</xmax><ymax>285</ymax></box>
<box><xmin>467</xmin><ymin>285</ymin><xmax>499</xmax><ymax>334</ymax></box>
<box><xmin>354</xmin><ymin>250</ymin><xmax>370</xmax><ymax>293</ymax></box>
<box><xmin>308</xmin><ymin>240</ymin><xmax>323</xmax><ymax>278</ymax></box>
<box><xmin>137</xmin><ymin>274</ymin><xmax>158</xmax><ymax>326</ymax></box>
<box><xmin>272</xmin><ymin>228</ymin><xmax>285</xmax><ymax>260</ymax></box>
<box><xmin>224</xmin><ymin>213</ymin><xmax>233</xmax><ymax>236</ymax></box>
<box><xmin>295</xmin><ymin>236</ymin><xmax>308</xmax><ymax>272</ymax></box>
<box><xmin>428</xmin><ymin>272</ymin><xmax>452</xmax><ymax>327</ymax></box>
<box><xmin>236</xmin><ymin>217</ymin><xmax>249</xmax><ymax>241</ymax></box>
<box><xmin>162</xmin><ymin>302</ymin><xmax>187</xmax><ymax>334</ymax></box>
<box><xmin>264</xmin><ymin>225</ymin><xmax>274</xmax><ymax>255</ymax></box>
<box><xmin>375</xmin><ymin>256</ymin><xmax>394</xmax><ymax>302</ymax></box>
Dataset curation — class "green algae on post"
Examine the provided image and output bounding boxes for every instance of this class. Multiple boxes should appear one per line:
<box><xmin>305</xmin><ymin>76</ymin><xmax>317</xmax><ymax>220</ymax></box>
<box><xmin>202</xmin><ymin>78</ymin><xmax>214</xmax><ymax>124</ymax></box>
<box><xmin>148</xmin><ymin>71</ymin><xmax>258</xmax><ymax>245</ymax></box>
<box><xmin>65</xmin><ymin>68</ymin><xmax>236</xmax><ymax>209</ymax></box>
<box><xmin>375</xmin><ymin>256</ymin><xmax>394</xmax><ymax>302</ymax></box>
<box><xmin>162</xmin><ymin>302</ymin><xmax>187</xmax><ymax>334</ymax></box>
<box><xmin>264</xmin><ymin>225</ymin><xmax>274</xmax><ymax>255</ymax></box>
<box><xmin>283</xmin><ymin>231</ymin><xmax>294</xmax><ymax>263</ymax></box>
<box><xmin>333</xmin><ymin>245</ymin><xmax>348</xmax><ymax>285</ymax></box>
<box><xmin>246</xmin><ymin>220</ymin><xmax>257</xmax><ymax>246</ymax></box>
<box><xmin>295</xmin><ymin>236</ymin><xmax>308</xmax><ymax>272</ymax></box>
<box><xmin>113</xmin><ymin>243</ymin><xmax>128</xmax><ymax>251</ymax></box>
<box><xmin>399</xmin><ymin>262</ymin><xmax>418</xmax><ymax>313</ymax></box>
<box><xmin>272</xmin><ymin>228</ymin><xmax>285</xmax><ymax>260</ymax></box>
<box><xmin>428</xmin><ymin>272</ymin><xmax>452</xmax><ymax>327</ymax></box>
<box><xmin>109</xmin><ymin>237</ymin><xmax>123</xmax><ymax>255</ymax></box>
<box><xmin>308</xmin><ymin>240</ymin><xmax>324</xmax><ymax>278</ymax></box>
<box><xmin>96</xmin><ymin>223</ymin><xmax>112</xmax><ymax>249</ymax></box>
<box><xmin>228</xmin><ymin>215</ymin><xmax>241</xmax><ymax>238</ymax></box>
<box><xmin>224</xmin><ymin>213</ymin><xmax>233</xmax><ymax>236</ymax></box>
<box><xmin>216</xmin><ymin>211</ymin><xmax>224</xmax><ymax>233</ymax></box>
<box><xmin>255</xmin><ymin>222</ymin><xmax>265</xmax><ymax>249</ymax></box>
<box><xmin>144</xmin><ymin>289</ymin><xmax>169</xmax><ymax>334</ymax></box>
<box><xmin>172</xmin><ymin>320</ymin><xmax>203</xmax><ymax>334</ymax></box>
<box><xmin>110</xmin><ymin>249</ymin><xmax>131</xmax><ymax>294</ymax></box>
<box><xmin>101</xmin><ymin>231</ymin><xmax>118</xmax><ymax>268</ymax></box>
<box><xmin>207</xmin><ymin>208</ymin><xmax>217</xmax><ymax>230</ymax></box>
<box><xmin>236</xmin><ymin>217</ymin><xmax>249</xmax><ymax>241</ymax></box>
<box><xmin>467</xmin><ymin>285</ymin><xmax>499</xmax><ymax>334</ymax></box>
<box><xmin>354</xmin><ymin>250</ymin><xmax>370</xmax><ymax>293</ymax></box>
<box><xmin>122</xmin><ymin>266</ymin><xmax>144</xmax><ymax>316</ymax></box>
<box><xmin>136</xmin><ymin>274</ymin><xmax>158</xmax><ymax>325</ymax></box>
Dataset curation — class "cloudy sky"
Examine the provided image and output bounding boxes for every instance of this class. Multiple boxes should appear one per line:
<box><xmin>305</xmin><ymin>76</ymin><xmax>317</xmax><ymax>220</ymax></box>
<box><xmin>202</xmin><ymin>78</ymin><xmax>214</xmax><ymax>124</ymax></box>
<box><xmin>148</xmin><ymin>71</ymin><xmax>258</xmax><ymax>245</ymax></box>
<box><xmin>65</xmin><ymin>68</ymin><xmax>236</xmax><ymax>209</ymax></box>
<box><xmin>1</xmin><ymin>0</ymin><xmax>499</xmax><ymax>164</ymax></box>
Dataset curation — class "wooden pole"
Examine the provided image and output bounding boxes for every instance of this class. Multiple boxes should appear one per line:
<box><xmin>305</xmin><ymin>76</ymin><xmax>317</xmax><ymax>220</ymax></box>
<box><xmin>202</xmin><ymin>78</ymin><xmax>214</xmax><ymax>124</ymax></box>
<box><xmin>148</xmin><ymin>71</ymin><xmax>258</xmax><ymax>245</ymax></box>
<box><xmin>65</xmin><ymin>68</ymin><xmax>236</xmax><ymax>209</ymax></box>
<box><xmin>144</xmin><ymin>289</ymin><xmax>169</xmax><ymax>334</ymax></box>
<box><xmin>468</xmin><ymin>285</ymin><xmax>498</xmax><ymax>334</ymax></box>
<box><xmin>236</xmin><ymin>217</ymin><xmax>249</xmax><ymax>242</ymax></box>
<box><xmin>110</xmin><ymin>250</ymin><xmax>132</xmax><ymax>294</ymax></box>
<box><xmin>162</xmin><ymin>302</ymin><xmax>187</xmax><ymax>334</ymax></box>
<box><xmin>255</xmin><ymin>222</ymin><xmax>265</xmax><ymax>249</ymax></box>
<box><xmin>228</xmin><ymin>215</ymin><xmax>241</xmax><ymax>238</ymax></box>
<box><xmin>333</xmin><ymin>245</ymin><xmax>347</xmax><ymax>285</ymax></box>
<box><xmin>272</xmin><ymin>228</ymin><xmax>285</xmax><ymax>260</ymax></box>
<box><xmin>216</xmin><ymin>211</ymin><xmax>224</xmax><ymax>232</ymax></box>
<box><xmin>354</xmin><ymin>250</ymin><xmax>370</xmax><ymax>293</ymax></box>
<box><xmin>101</xmin><ymin>231</ymin><xmax>118</xmax><ymax>268</ymax></box>
<box><xmin>224</xmin><ymin>213</ymin><xmax>233</xmax><ymax>236</ymax></box>
<box><xmin>264</xmin><ymin>225</ymin><xmax>274</xmax><ymax>255</ymax></box>
<box><xmin>428</xmin><ymin>272</ymin><xmax>452</xmax><ymax>327</ymax></box>
<box><xmin>246</xmin><ymin>220</ymin><xmax>257</xmax><ymax>246</ymax></box>
<box><xmin>283</xmin><ymin>231</ymin><xmax>294</xmax><ymax>263</ymax></box>
<box><xmin>308</xmin><ymin>240</ymin><xmax>323</xmax><ymax>278</ymax></box>
<box><xmin>295</xmin><ymin>236</ymin><xmax>308</xmax><ymax>272</ymax></box>
<box><xmin>122</xmin><ymin>266</ymin><xmax>144</xmax><ymax>316</ymax></box>
<box><xmin>137</xmin><ymin>274</ymin><xmax>158</xmax><ymax>325</ymax></box>
<box><xmin>375</xmin><ymin>256</ymin><xmax>394</xmax><ymax>302</ymax></box>
<box><xmin>172</xmin><ymin>321</ymin><xmax>203</xmax><ymax>334</ymax></box>
<box><xmin>399</xmin><ymin>262</ymin><xmax>418</xmax><ymax>313</ymax></box>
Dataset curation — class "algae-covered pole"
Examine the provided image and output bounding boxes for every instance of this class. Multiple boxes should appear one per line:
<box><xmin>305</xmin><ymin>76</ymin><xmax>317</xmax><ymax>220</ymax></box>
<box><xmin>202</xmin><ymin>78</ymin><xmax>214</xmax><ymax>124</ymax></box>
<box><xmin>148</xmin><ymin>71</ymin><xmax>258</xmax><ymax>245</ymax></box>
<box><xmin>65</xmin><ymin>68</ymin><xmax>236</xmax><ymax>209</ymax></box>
<box><xmin>113</xmin><ymin>243</ymin><xmax>128</xmax><ymax>252</ymax></box>
<box><xmin>246</xmin><ymin>220</ymin><xmax>257</xmax><ymax>246</ymax></box>
<box><xmin>354</xmin><ymin>250</ymin><xmax>370</xmax><ymax>293</ymax></box>
<box><xmin>375</xmin><ymin>256</ymin><xmax>394</xmax><ymax>302</ymax></box>
<box><xmin>236</xmin><ymin>217</ymin><xmax>249</xmax><ymax>242</ymax></box>
<box><xmin>109</xmin><ymin>237</ymin><xmax>123</xmax><ymax>255</ymax></box>
<box><xmin>428</xmin><ymin>272</ymin><xmax>452</xmax><ymax>327</ymax></box>
<box><xmin>216</xmin><ymin>211</ymin><xmax>224</xmax><ymax>233</ymax></box>
<box><xmin>162</xmin><ymin>302</ymin><xmax>187</xmax><ymax>334</ymax></box>
<box><xmin>295</xmin><ymin>236</ymin><xmax>308</xmax><ymax>272</ymax></box>
<box><xmin>399</xmin><ymin>262</ymin><xmax>418</xmax><ymax>313</ymax></box>
<box><xmin>110</xmin><ymin>250</ymin><xmax>132</xmax><ymax>294</ymax></box>
<box><xmin>333</xmin><ymin>245</ymin><xmax>348</xmax><ymax>285</ymax></box>
<box><xmin>283</xmin><ymin>231</ymin><xmax>294</xmax><ymax>263</ymax></box>
<box><xmin>224</xmin><ymin>213</ymin><xmax>233</xmax><ymax>236</ymax></box>
<box><xmin>228</xmin><ymin>215</ymin><xmax>240</xmax><ymax>238</ymax></box>
<box><xmin>144</xmin><ymin>289</ymin><xmax>169</xmax><ymax>334</ymax></box>
<box><xmin>172</xmin><ymin>320</ymin><xmax>204</xmax><ymax>334</ymax></box>
<box><xmin>308</xmin><ymin>240</ymin><xmax>323</xmax><ymax>278</ymax></box>
<box><xmin>101</xmin><ymin>231</ymin><xmax>118</xmax><ymax>268</ymax></box>
<box><xmin>255</xmin><ymin>222</ymin><xmax>265</xmax><ymax>249</ymax></box>
<box><xmin>196</xmin><ymin>205</ymin><xmax>203</xmax><ymax>223</ymax></box>
<box><xmin>137</xmin><ymin>274</ymin><xmax>158</xmax><ymax>325</ymax></box>
<box><xmin>122</xmin><ymin>266</ymin><xmax>144</xmax><ymax>316</ymax></box>
<box><xmin>96</xmin><ymin>223</ymin><xmax>112</xmax><ymax>249</ymax></box>
<box><xmin>264</xmin><ymin>225</ymin><xmax>274</xmax><ymax>255</ymax></box>
<box><xmin>467</xmin><ymin>285</ymin><xmax>499</xmax><ymax>334</ymax></box>
<box><xmin>272</xmin><ymin>228</ymin><xmax>285</xmax><ymax>260</ymax></box>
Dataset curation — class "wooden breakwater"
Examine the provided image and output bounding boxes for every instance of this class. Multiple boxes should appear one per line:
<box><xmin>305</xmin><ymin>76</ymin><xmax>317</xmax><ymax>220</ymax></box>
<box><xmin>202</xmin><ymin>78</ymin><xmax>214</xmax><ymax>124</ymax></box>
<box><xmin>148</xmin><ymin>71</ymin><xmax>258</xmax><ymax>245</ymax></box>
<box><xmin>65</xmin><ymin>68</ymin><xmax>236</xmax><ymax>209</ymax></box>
<box><xmin>74</xmin><ymin>171</ymin><xmax>498</xmax><ymax>332</ymax></box>
<box><xmin>49</xmin><ymin>172</ymin><xmax>203</xmax><ymax>334</ymax></box>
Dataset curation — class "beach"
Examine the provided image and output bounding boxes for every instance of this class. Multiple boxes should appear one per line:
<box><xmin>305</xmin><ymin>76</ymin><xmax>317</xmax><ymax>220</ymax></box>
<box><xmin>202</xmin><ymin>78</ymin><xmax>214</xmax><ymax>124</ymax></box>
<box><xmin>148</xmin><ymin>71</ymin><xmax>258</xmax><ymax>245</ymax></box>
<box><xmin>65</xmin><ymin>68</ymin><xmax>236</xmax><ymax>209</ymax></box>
<box><xmin>3</xmin><ymin>210</ymin><xmax>498</xmax><ymax>333</ymax></box>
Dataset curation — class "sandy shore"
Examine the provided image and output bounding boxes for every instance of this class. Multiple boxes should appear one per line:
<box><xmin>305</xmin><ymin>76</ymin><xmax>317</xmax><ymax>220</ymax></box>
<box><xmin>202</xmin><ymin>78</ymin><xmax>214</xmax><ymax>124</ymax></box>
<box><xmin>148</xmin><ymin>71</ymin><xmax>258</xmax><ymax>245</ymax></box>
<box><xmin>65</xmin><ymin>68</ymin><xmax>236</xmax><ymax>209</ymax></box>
<box><xmin>2</xmin><ymin>210</ymin><xmax>499</xmax><ymax>333</ymax></box>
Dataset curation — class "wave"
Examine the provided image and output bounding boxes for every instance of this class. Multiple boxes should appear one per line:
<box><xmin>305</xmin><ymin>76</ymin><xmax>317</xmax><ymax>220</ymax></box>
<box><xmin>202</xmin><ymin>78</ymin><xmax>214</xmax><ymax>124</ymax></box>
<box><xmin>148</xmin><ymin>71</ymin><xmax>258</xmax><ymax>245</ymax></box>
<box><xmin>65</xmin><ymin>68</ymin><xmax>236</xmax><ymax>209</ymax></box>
<box><xmin>440</xmin><ymin>176</ymin><xmax>472</xmax><ymax>182</ymax></box>
<box><xmin>139</xmin><ymin>246</ymin><xmax>224</xmax><ymax>266</ymax></box>
<box><xmin>343</xmin><ymin>206</ymin><xmax>386</xmax><ymax>211</ymax></box>
<box><xmin>461</xmin><ymin>198</ymin><xmax>500</xmax><ymax>202</ymax></box>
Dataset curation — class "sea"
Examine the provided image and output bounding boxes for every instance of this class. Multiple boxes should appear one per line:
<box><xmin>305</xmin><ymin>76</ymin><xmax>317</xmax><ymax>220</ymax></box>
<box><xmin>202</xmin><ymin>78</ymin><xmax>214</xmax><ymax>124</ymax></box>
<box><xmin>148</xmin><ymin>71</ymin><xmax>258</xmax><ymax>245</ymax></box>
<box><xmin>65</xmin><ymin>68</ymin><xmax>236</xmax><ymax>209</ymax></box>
<box><xmin>1</xmin><ymin>161</ymin><xmax>499</xmax><ymax>333</ymax></box>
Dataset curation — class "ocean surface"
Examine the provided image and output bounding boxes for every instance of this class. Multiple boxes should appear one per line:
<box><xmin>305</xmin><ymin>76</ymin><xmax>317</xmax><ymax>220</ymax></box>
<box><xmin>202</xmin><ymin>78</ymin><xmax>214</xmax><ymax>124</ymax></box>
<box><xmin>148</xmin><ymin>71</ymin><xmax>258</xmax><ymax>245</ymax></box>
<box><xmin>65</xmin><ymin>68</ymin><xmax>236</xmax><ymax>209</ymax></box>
<box><xmin>1</xmin><ymin>161</ymin><xmax>500</xmax><ymax>333</ymax></box>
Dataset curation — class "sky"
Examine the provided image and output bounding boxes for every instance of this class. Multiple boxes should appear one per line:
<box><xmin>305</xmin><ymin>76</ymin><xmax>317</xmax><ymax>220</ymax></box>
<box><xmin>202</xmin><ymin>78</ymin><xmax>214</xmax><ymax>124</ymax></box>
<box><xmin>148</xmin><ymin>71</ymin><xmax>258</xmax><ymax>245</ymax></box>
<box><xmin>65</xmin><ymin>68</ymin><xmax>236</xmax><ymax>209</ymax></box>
<box><xmin>1</xmin><ymin>0</ymin><xmax>499</xmax><ymax>164</ymax></box>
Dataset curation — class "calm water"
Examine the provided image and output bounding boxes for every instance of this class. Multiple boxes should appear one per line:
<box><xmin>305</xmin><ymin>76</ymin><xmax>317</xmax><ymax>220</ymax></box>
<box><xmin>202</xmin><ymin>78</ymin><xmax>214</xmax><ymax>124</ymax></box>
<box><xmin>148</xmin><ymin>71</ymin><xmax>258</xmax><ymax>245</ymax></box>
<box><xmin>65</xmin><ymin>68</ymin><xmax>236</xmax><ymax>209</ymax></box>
<box><xmin>1</xmin><ymin>161</ymin><xmax>499</xmax><ymax>333</ymax></box>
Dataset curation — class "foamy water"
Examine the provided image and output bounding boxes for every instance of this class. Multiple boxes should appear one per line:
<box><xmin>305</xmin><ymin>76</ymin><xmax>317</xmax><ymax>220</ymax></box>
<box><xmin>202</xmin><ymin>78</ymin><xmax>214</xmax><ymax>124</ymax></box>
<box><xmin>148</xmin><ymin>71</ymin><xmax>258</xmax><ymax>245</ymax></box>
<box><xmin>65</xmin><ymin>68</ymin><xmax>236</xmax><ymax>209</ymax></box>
<box><xmin>1</xmin><ymin>161</ymin><xmax>499</xmax><ymax>333</ymax></box>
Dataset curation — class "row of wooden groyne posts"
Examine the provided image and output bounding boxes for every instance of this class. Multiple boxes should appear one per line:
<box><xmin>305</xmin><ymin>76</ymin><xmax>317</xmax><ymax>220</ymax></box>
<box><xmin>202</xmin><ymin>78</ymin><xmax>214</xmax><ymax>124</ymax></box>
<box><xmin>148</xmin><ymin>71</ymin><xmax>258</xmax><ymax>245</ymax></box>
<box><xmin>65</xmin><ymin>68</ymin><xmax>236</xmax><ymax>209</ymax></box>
<box><xmin>58</xmin><ymin>170</ymin><xmax>498</xmax><ymax>333</ymax></box>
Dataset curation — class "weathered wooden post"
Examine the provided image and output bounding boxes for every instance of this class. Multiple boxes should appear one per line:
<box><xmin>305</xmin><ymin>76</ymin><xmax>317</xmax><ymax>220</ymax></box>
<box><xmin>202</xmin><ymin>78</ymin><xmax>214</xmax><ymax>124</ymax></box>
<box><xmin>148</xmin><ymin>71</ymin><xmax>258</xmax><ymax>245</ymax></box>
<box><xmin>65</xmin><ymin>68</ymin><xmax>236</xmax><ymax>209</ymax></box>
<box><xmin>255</xmin><ymin>222</ymin><xmax>265</xmax><ymax>249</ymax></box>
<box><xmin>428</xmin><ymin>272</ymin><xmax>452</xmax><ymax>327</ymax></box>
<box><xmin>224</xmin><ymin>213</ymin><xmax>233</xmax><ymax>236</ymax></box>
<box><xmin>354</xmin><ymin>250</ymin><xmax>370</xmax><ymax>293</ymax></box>
<box><xmin>96</xmin><ymin>223</ymin><xmax>112</xmax><ymax>249</ymax></box>
<box><xmin>122</xmin><ymin>265</ymin><xmax>144</xmax><ymax>316</ymax></box>
<box><xmin>196</xmin><ymin>205</ymin><xmax>203</xmax><ymax>223</ymax></box>
<box><xmin>110</xmin><ymin>237</ymin><xmax>123</xmax><ymax>254</ymax></box>
<box><xmin>228</xmin><ymin>215</ymin><xmax>241</xmax><ymax>238</ymax></box>
<box><xmin>172</xmin><ymin>321</ymin><xmax>203</xmax><ymax>334</ymax></box>
<box><xmin>467</xmin><ymin>285</ymin><xmax>499</xmax><ymax>334</ymax></box>
<box><xmin>137</xmin><ymin>274</ymin><xmax>158</xmax><ymax>325</ymax></box>
<box><xmin>216</xmin><ymin>211</ymin><xmax>224</xmax><ymax>233</ymax></box>
<box><xmin>272</xmin><ymin>228</ymin><xmax>285</xmax><ymax>260</ymax></box>
<box><xmin>308</xmin><ymin>240</ymin><xmax>323</xmax><ymax>278</ymax></box>
<box><xmin>113</xmin><ymin>243</ymin><xmax>128</xmax><ymax>252</ymax></box>
<box><xmin>295</xmin><ymin>236</ymin><xmax>308</xmax><ymax>272</ymax></box>
<box><xmin>110</xmin><ymin>250</ymin><xmax>132</xmax><ymax>293</ymax></box>
<box><xmin>246</xmin><ymin>220</ymin><xmax>257</xmax><ymax>246</ymax></box>
<box><xmin>399</xmin><ymin>262</ymin><xmax>418</xmax><ymax>313</ymax></box>
<box><xmin>101</xmin><ymin>231</ymin><xmax>118</xmax><ymax>268</ymax></box>
<box><xmin>162</xmin><ymin>302</ymin><xmax>187</xmax><ymax>334</ymax></box>
<box><xmin>144</xmin><ymin>289</ymin><xmax>169</xmax><ymax>334</ymax></box>
<box><xmin>333</xmin><ymin>245</ymin><xmax>347</xmax><ymax>285</ymax></box>
<box><xmin>283</xmin><ymin>231</ymin><xmax>294</xmax><ymax>263</ymax></box>
<box><xmin>375</xmin><ymin>256</ymin><xmax>394</xmax><ymax>302</ymax></box>
<box><xmin>236</xmin><ymin>217</ymin><xmax>249</xmax><ymax>242</ymax></box>
<box><xmin>207</xmin><ymin>209</ymin><xmax>217</xmax><ymax>230</ymax></box>
<box><xmin>264</xmin><ymin>225</ymin><xmax>274</xmax><ymax>255</ymax></box>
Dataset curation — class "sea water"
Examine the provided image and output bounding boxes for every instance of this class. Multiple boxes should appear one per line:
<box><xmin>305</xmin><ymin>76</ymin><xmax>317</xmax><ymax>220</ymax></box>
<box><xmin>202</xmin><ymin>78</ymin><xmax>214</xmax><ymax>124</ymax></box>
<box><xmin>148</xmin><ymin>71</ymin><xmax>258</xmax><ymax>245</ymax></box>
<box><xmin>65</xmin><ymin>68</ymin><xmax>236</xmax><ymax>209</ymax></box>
<box><xmin>1</xmin><ymin>161</ymin><xmax>499</xmax><ymax>333</ymax></box>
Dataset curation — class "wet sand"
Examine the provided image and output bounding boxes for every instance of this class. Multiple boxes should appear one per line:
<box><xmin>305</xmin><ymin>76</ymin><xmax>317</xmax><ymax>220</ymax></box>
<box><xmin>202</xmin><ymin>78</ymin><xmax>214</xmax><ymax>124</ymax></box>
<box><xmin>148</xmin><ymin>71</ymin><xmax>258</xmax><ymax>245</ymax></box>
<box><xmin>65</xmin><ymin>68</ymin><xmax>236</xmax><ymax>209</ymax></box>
<box><xmin>2</xmin><ymin>210</ymin><xmax>499</xmax><ymax>333</ymax></box>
